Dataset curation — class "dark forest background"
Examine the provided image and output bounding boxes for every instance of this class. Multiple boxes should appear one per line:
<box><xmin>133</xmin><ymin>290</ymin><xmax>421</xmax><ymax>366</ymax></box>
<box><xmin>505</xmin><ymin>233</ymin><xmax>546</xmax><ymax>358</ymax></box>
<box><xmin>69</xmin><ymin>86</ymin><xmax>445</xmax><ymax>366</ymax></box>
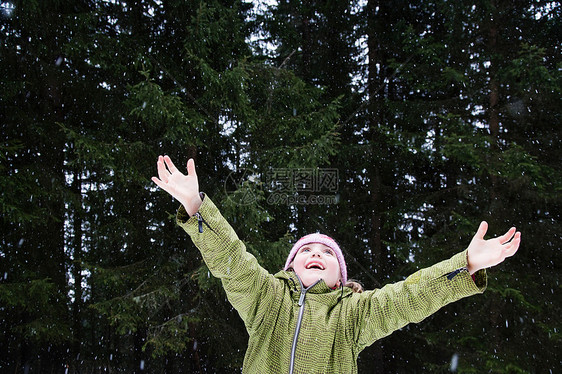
<box><xmin>1</xmin><ymin>0</ymin><xmax>560</xmax><ymax>373</ymax></box>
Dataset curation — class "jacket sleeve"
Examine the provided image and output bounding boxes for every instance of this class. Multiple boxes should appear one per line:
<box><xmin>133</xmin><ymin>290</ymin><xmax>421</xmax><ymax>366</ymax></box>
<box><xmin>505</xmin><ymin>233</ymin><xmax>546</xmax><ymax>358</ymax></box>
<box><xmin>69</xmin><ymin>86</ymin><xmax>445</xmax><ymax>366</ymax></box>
<box><xmin>176</xmin><ymin>194</ymin><xmax>282</xmax><ymax>332</ymax></box>
<box><xmin>352</xmin><ymin>250</ymin><xmax>486</xmax><ymax>350</ymax></box>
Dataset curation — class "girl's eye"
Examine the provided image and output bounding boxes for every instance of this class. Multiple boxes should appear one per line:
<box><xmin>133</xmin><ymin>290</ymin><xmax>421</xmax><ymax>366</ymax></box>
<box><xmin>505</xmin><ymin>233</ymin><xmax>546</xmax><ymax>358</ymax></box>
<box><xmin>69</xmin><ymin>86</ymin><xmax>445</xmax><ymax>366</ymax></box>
<box><xmin>302</xmin><ymin>248</ymin><xmax>310</xmax><ymax>252</ymax></box>
<box><xmin>324</xmin><ymin>250</ymin><xmax>333</xmax><ymax>255</ymax></box>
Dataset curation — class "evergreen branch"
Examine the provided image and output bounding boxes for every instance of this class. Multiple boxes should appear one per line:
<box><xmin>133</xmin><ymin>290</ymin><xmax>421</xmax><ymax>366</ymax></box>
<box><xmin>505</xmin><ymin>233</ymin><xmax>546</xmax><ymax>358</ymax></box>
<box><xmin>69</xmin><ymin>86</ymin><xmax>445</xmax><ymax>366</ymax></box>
<box><xmin>338</xmin><ymin>53</ymin><xmax>416</xmax><ymax>128</ymax></box>
<box><xmin>278</xmin><ymin>49</ymin><xmax>296</xmax><ymax>69</ymax></box>
<box><xmin>147</xmin><ymin>55</ymin><xmax>219</xmax><ymax>126</ymax></box>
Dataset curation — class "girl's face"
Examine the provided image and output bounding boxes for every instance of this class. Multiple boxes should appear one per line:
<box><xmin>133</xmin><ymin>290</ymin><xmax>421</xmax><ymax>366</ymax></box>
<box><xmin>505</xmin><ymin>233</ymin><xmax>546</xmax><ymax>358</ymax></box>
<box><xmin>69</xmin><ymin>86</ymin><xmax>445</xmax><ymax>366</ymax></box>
<box><xmin>291</xmin><ymin>243</ymin><xmax>341</xmax><ymax>288</ymax></box>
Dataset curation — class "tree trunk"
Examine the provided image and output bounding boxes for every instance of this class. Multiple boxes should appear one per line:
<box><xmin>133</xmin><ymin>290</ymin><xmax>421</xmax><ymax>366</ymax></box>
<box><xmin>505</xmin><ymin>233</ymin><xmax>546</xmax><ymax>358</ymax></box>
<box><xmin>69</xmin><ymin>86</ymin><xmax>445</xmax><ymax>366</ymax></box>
<box><xmin>366</xmin><ymin>0</ymin><xmax>387</xmax><ymax>371</ymax></box>
<box><xmin>71</xmin><ymin>164</ymin><xmax>83</xmax><ymax>372</ymax></box>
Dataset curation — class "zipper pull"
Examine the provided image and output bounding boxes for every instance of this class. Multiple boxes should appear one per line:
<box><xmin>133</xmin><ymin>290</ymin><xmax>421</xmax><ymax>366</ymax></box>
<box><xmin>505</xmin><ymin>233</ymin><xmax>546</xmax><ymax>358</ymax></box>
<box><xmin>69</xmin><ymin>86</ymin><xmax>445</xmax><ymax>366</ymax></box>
<box><xmin>195</xmin><ymin>212</ymin><xmax>203</xmax><ymax>233</ymax></box>
<box><xmin>447</xmin><ymin>267</ymin><xmax>468</xmax><ymax>280</ymax></box>
<box><xmin>298</xmin><ymin>290</ymin><xmax>306</xmax><ymax>307</ymax></box>
<box><xmin>193</xmin><ymin>212</ymin><xmax>218</xmax><ymax>235</ymax></box>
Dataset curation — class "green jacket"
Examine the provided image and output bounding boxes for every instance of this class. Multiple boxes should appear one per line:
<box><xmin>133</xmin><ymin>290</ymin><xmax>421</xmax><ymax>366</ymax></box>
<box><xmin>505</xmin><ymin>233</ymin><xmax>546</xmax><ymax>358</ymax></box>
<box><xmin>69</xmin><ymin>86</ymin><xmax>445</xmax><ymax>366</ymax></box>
<box><xmin>177</xmin><ymin>195</ymin><xmax>487</xmax><ymax>374</ymax></box>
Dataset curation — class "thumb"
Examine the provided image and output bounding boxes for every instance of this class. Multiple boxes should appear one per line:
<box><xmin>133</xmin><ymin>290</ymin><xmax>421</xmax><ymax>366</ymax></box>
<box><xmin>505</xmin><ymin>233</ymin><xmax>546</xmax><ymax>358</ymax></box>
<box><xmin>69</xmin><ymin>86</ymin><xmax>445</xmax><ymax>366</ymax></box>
<box><xmin>187</xmin><ymin>158</ymin><xmax>197</xmax><ymax>177</ymax></box>
<box><xmin>474</xmin><ymin>221</ymin><xmax>488</xmax><ymax>240</ymax></box>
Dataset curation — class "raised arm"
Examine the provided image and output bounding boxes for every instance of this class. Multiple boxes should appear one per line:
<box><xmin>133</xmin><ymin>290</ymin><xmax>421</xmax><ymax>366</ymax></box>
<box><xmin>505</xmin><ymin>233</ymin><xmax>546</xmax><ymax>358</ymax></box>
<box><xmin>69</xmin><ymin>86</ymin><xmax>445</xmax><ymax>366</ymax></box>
<box><xmin>466</xmin><ymin>221</ymin><xmax>521</xmax><ymax>274</ymax></box>
<box><xmin>152</xmin><ymin>155</ymin><xmax>281</xmax><ymax>330</ymax></box>
<box><xmin>152</xmin><ymin>155</ymin><xmax>203</xmax><ymax>216</ymax></box>
<box><xmin>353</xmin><ymin>222</ymin><xmax>520</xmax><ymax>349</ymax></box>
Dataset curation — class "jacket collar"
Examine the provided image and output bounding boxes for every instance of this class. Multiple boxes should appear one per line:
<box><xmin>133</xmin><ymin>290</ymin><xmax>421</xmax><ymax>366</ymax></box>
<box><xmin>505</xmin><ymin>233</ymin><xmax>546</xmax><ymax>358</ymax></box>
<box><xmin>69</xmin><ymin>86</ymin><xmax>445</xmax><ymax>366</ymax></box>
<box><xmin>275</xmin><ymin>270</ymin><xmax>354</xmax><ymax>299</ymax></box>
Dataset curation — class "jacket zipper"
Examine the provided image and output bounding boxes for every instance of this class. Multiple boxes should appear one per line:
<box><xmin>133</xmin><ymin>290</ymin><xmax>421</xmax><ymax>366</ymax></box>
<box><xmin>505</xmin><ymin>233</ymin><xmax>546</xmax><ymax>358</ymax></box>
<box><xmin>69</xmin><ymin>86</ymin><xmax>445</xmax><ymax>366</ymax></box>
<box><xmin>446</xmin><ymin>267</ymin><xmax>468</xmax><ymax>280</ymax></box>
<box><xmin>194</xmin><ymin>212</ymin><xmax>216</xmax><ymax>234</ymax></box>
<box><xmin>289</xmin><ymin>277</ymin><xmax>320</xmax><ymax>374</ymax></box>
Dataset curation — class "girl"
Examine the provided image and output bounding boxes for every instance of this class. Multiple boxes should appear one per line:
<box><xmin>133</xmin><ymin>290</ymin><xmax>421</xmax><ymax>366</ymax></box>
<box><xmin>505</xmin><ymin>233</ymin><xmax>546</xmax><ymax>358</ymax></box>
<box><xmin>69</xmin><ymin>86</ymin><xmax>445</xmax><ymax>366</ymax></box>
<box><xmin>152</xmin><ymin>155</ymin><xmax>521</xmax><ymax>374</ymax></box>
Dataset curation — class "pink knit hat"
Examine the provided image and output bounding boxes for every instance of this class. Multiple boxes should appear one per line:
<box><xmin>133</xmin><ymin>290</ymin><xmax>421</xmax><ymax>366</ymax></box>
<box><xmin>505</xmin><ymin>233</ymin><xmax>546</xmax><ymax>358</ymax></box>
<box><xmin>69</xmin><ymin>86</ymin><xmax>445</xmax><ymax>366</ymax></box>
<box><xmin>284</xmin><ymin>233</ymin><xmax>347</xmax><ymax>285</ymax></box>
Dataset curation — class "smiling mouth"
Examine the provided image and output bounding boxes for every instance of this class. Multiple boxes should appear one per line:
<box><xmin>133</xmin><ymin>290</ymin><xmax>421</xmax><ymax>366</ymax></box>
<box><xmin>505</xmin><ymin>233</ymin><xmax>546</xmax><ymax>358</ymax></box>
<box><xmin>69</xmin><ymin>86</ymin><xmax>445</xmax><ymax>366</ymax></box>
<box><xmin>306</xmin><ymin>262</ymin><xmax>325</xmax><ymax>270</ymax></box>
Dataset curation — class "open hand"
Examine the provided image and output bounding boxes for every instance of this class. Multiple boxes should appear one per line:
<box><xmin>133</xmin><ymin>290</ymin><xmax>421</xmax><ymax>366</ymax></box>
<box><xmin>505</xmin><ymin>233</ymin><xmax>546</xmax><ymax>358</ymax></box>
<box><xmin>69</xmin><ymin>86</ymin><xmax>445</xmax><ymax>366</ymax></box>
<box><xmin>152</xmin><ymin>155</ymin><xmax>202</xmax><ymax>216</ymax></box>
<box><xmin>466</xmin><ymin>221</ymin><xmax>521</xmax><ymax>274</ymax></box>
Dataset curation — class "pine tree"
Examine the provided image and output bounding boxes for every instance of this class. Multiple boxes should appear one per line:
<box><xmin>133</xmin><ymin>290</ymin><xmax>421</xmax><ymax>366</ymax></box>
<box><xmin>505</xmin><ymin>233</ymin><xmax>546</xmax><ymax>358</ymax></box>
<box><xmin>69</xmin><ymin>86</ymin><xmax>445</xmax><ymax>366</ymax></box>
<box><xmin>1</xmin><ymin>0</ymin><xmax>560</xmax><ymax>372</ymax></box>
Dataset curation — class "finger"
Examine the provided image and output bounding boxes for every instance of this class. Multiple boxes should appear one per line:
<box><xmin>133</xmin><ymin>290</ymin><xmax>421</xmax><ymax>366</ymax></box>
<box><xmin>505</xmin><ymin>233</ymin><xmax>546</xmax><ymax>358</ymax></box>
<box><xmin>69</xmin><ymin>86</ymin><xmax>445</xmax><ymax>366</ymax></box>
<box><xmin>152</xmin><ymin>177</ymin><xmax>175</xmax><ymax>198</ymax></box>
<box><xmin>187</xmin><ymin>158</ymin><xmax>197</xmax><ymax>177</ymax></box>
<box><xmin>152</xmin><ymin>176</ymin><xmax>163</xmax><ymax>188</ymax></box>
<box><xmin>503</xmin><ymin>232</ymin><xmax>521</xmax><ymax>257</ymax></box>
<box><xmin>152</xmin><ymin>176</ymin><xmax>168</xmax><ymax>192</ymax></box>
<box><xmin>163</xmin><ymin>155</ymin><xmax>179</xmax><ymax>174</ymax></box>
<box><xmin>498</xmin><ymin>227</ymin><xmax>517</xmax><ymax>245</ymax></box>
<box><xmin>474</xmin><ymin>221</ymin><xmax>488</xmax><ymax>240</ymax></box>
<box><xmin>156</xmin><ymin>156</ymin><xmax>170</xmax><ymax>183</ymax></box>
